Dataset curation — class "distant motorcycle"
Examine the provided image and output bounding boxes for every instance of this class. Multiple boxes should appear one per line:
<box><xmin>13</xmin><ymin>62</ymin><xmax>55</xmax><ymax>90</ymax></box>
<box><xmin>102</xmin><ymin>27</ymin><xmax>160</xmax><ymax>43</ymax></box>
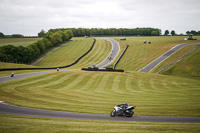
<box><xmin>110</xmin><ymin>103</ymin><xmax>135</xmax><ymax>117</ymax></box>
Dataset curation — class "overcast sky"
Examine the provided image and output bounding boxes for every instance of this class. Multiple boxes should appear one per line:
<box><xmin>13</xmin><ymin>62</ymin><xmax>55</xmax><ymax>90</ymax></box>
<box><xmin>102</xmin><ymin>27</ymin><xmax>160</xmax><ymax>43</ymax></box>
<box><xmin>0</xmin><ymin>0</ymin><xmax>200</xmax><ymax>36</ymax></box>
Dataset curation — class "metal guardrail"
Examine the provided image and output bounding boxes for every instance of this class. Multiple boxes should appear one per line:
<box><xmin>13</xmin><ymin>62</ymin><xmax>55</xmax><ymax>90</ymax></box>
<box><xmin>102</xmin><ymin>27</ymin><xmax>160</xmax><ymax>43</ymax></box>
<box><xmin>156</xmin><ymin>45</ymin><xmax>199</xmax><ymax>74</ymax></box>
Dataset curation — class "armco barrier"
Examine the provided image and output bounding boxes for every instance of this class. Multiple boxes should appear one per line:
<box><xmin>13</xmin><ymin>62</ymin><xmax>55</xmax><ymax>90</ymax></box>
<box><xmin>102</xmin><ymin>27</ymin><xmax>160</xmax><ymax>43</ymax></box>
<box><xmin>81</xmin><ymin>68</ymin><xmax>124</xmax><ymax>72</ymax></box>
<box><xmin>113</xmin><ymin>44</ymin><xmax>129</xmax><ymax>69</ymax></box>
<box><xmin>156</xmin><ymin>45</ymin><xmax>199</xmax><ymax>74</ymax></box>
<box><xmin>0</xmin><ymin>39</ymin><xmax>96</xmax><ymax>71</ymax></box>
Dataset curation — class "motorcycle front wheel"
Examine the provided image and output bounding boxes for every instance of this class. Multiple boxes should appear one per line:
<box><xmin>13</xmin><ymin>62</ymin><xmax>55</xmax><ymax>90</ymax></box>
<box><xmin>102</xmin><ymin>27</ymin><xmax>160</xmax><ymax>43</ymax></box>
<box><xmin>126</xmin><ymin>111</ymin><xmax>134</xmax><ymax>117</ymax></box>
<box><xmin>110</xmin><ymin>110</ymin><xmax>116</xmax><ymax>117</ymax></box>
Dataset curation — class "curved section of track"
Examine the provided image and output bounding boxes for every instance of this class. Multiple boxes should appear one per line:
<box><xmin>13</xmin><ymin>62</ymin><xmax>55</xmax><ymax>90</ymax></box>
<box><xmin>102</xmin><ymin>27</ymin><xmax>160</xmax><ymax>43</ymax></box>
<box><xmin>96</xmin><ymin>38</ymin><xmax>120</xmax><ymax>68</ymax></box>
<box><xmin>0</xmin><ymin>103</ymin><xmax>200</xmax><ymax>123</ymax></box>
<box><xmin>139</xmin><ymin>42</ymin><xmax>200</xmax><ymax>73</ymax></box>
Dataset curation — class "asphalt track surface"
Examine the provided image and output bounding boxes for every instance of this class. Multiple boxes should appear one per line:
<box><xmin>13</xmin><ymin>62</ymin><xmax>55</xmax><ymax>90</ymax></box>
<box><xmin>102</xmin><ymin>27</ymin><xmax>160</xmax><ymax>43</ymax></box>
<box><xmin>96</xmin><ymin>38</ymin><xmax>120</xmax><ymax>68</ymax></box>
<box><xmin>1</xmin><ymin>103</ymin><xmax>200</xmax><ymax>123</ymax></box>
<box><xmin>139</xmin><ymin>42</ymin><xmax>200</xmax><ymax>72</ymax></box>
<box><xmin>0</xmin><ymin>69</ymin><xmax>79</xmax><ymax>83</ymax></box>
<box><xmin>1</xmin><ymin>40</ymin><xmax>200</xmax><ymax>123</ymax></box>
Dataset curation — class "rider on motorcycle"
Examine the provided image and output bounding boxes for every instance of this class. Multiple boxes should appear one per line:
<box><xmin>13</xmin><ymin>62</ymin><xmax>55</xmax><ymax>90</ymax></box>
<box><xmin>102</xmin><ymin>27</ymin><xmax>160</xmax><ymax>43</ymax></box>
<box><xmin>118</xmin><ymin>103</ymin><xmax>128</xmax><ymax>114</ymax></box>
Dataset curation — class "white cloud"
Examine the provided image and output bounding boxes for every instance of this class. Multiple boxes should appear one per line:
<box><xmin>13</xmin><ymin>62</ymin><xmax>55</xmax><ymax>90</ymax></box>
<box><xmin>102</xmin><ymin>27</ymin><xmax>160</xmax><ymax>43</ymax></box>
<box><xmin>0</xmin><ymin>0</ymin><xmax>200</xmax><ymax>35</ymax></box>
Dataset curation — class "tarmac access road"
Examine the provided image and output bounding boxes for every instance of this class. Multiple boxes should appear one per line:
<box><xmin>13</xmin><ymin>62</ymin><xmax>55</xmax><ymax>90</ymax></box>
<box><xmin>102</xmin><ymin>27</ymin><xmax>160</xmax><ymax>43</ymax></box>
<box><xmin>96</xmin><ymin>38</ymin><xmax>120</xmax><ymax>68</ymax></box>
<box><xmin>0</xmin><ymin>103</ymin><xmax>200</xmax><ymax>123</ymax></box>
<box><xmin>139</xmin><ymin>42</ymin><xmax>200</xmax><ymax>73</ymax></box>
<box><xmin>0</xmin><ymin>69</ymin><xmax>80</xmax><ymax>83</ymax></box>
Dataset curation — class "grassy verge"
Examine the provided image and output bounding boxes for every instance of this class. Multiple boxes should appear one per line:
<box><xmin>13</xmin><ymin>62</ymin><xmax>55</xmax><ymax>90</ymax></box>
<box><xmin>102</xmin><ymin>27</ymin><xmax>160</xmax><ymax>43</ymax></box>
<box><xmin>0</xmin><ymin>38</ymin><xmax>42</xmax><ymax>46</ymax></box>
<box><xmin>114</xmin><ymin>36</ymin><xmax>200</xmax><ymax>71</ymax></box>
<box><xmin>0</xmin><ymin>37</ymin><xmax>112</xmax><ymax>76</ymax></box>
<box><xmin>151</xmin><ymin>44</ymin><xmax>200</xmax><ymax>74</ymax></box>
<box><xmin>36</xmin><ymin>37</ymin><xmax>112</xmax><ymax>69</ymax></box>
<box><xmin>69</xmin><ymin>37</ymin><xmax>112</xmax><ymax>69</ymax></box>
<box><xmin>161</xmin><ymin>46</ymin><xmax>200</xmax><ymax>79</ymax></box>
<box><xmin>0</xmin><ymin>70</ymin><xmax>199</xmax><ymax>117</ymax></box>
<box><xmin>0</xmin><ymin>62</ymin><xmax>37</xmax><ymax>69</ymax></box>
<box><xmin>0</xmin><ymin>115</ymin><xmax>200</xmax><ymax>133</ymax></box>
<box><xmin>35</xmin><ymin>37</ymin><xmax>94</xmax><ymax>67</ymax></box>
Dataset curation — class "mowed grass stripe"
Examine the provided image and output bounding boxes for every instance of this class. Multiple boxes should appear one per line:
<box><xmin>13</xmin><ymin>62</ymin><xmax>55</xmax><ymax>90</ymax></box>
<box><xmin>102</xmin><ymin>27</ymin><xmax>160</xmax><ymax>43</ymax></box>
<box><xmin>0</xmin><ymin>38</ymin><xmax>42</xmax><ymax>46</ymax></box>
<box><xmin>71</xmin><ymin>38</ymin><xmax>112</xmax><ymax>68</ymax></box>
<box><xmin>114</xmin><ymin>36</ymin><xmax>200</xmax><ymax>71</ymax></box>
<box><xmin>35</xmin><ymin>38</ymin><xmax>93</xmax><ymax>67</ymax></box>
<box><xmin>76</xmin><ymin>38</ymin><xmax>103</xmax><ymax>66</ymax></box>
<box><xmin>0</xmin><ymin>71</ymin><xmax>200</xmax><ymax>116</ymax></box>
<box><xmin>1</xmin><ymin>115</ymin><xmax>200</xmax><ymax>133</ymax></box>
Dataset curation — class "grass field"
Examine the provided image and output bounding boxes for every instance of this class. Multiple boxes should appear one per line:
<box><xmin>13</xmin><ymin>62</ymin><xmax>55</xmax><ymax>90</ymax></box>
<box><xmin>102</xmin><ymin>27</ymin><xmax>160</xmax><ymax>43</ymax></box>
<box><xmin>35</xmin><ymin>37</ymin><xmax>112</xmax><ymax>68</ymax></box>
<box><xmin>0</xmin><ymin>37</ymin><xmax>112</xmax><ymax>76</ymax></box>
<box><xmin>69</xmin><ymin>37</ymin><xmax>112</xmax><ymax>69</ymax></box>
<box><xmin>0</xmin><ymin>70</ymin><xmax>199</xmax><ymax>117</ymax></box>
<box><xmin>161</xmin><ymin>46</ymin><xmax>200</xmax><ymax>78</ymax></box>
<box><xmin>151</xmin><ymin>45</ymin><xmax>199</xmax><ymax>74</ymax></box>
<box><xmin>0</xmin><ymin>38</ymin><xmax>42</xmax><ymax>46</ymax></box>
<box><xmin>114</xmin><ymin>36</ymin><xmax>200</xmax><ymax>71</ymax></box>
<box><xmin>0</xmin><ymin>36</ymin><xmax>200</xmax><ymax>132</ymax></box>
<box><xmin>0</xmin><ymin>62</ymin><xmax>37</xmax><ymax>69</ymax></box>
<box><xmin>0</xmin><ymin>115</ymin><xmax>200</xmax><ymax>133</ymax></box>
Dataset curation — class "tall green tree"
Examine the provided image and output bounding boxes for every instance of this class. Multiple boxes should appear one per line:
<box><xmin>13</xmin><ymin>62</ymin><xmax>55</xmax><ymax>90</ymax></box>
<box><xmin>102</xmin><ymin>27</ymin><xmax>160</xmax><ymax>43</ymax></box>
<box><xmin>0</xmin><ymin>32</ymin><xmax>5</xmax><ymax>37</ymax></box>
<box><xmin>171</xmin><ymin>30</ymin><xmax>175</xmax><ymax>36</ymax></box>
<box><xmin>50</xmin><ymin>31</ymin><xmax>63</xmax><ymax>46</ymax></box>
<box><xmin>35</xmin><ymin>40</ymin><xmax>46</xmax><ymax>54</ymax></box>
<box><xmin>38</xmin><ymin>29</ymin><xmax>46</xmax><ymax>37</ymax></box>
<box><xmin>66</xmin><ymin>30</ymin><xmax>74</xmax><ymax>39</ymax></box>
<box><xmin>164</xmin><ymin>30</ymin><xmax>169</xmax><ymax>35</ymax></box>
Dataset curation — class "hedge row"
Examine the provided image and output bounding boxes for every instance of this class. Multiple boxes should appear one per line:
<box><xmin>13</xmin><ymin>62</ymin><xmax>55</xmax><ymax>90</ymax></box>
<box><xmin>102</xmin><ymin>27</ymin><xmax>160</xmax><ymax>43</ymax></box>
<box><xmin>0</xmin><ymin>39</ymin><xmax>96</xmax><ymax>71</ymax></box>
<box><xmin>0</xmin><ymin>30</ymin><xmax>74</xmax><ymax>64</ymax></box>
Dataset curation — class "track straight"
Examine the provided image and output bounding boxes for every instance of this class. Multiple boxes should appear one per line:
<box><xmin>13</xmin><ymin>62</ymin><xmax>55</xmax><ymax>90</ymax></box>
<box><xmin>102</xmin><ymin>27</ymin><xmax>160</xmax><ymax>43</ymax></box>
<box><xmin>0</xmin><ymin>69</ymin><xmax>79</xmax><ymax>82</ymax></box>
<box><xmin>139</xmin><ymin>42</ymin><xmax>200</xmax><ymax>73</ymax></box>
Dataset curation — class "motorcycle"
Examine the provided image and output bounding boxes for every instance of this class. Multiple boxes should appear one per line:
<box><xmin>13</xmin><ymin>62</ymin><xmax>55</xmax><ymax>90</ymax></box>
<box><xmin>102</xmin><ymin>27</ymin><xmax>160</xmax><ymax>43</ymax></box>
<box><xmin>110</xmin><ymin>103</ymin><xmax>135</xmax><ymax>117</ymax></box>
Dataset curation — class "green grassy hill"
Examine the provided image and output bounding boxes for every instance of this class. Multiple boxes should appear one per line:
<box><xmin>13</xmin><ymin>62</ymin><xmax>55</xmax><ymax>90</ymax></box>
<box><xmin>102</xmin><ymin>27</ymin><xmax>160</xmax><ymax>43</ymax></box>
<box><xmin>161</xmin><ymin>45</ymin><xmax>200</xmax><ymax>79</ymax></box>
<box><xmin>1</xmin><ymin>115</ymin><xmax>199</xmax><ymax>133</ymax></box>
<box><xmin>0</xmin><ymin>38</ymin><xmax>42</xmax><ymax>46</ymax></box>
<box><xmin>0</xmin><ymin>37</ymin><xmax>112</xmax><ymax>76</ymax></box>
<box><xmin>35</xmin><ymin>37</ymin><xmax>112</xmax><ymax>68</ymax></box>
<box><xmin>35</xmin><ymin>37</ymin><xmax>94</xmax><ymax>67</ymax></box>
<box><xmin>114</xmin><ymin>36</ymin><xmax>199</xmax><ymax>72</ymax></box>
<box><xmin>0</xmin><ymin>70</ymin><xmax>199</xmax><ymax>117</ymax></box>
<box><xmin>1</xmin><ymin>36</ymin><xmax>200</xmax><ymax>132</ymax></box>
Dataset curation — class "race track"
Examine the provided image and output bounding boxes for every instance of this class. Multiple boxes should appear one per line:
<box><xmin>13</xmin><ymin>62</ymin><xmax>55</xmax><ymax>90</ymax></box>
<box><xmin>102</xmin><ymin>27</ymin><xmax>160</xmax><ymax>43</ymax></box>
<box><xmin>1</xmin><ymin>103</ymin><xmax>200</xmax><ymax>123</ymax></box>
<box><xmin>96</xmin><ymin>38</ymin><xmax>120</xmax><ymax>68</ymax></box>
<box><xmin>0</xmin><ymin>39</ymin><xmax>200</xmax><ymax>123</ymax></box>
<box><xmin>139</xmin><ymin>42</ymin><xmax>200</xmax><ymax>72</ymax></box>
<box><xmin>0</xmin><ymin>38</ymin><xmax>119</xmax><ymax>83</ymax></box>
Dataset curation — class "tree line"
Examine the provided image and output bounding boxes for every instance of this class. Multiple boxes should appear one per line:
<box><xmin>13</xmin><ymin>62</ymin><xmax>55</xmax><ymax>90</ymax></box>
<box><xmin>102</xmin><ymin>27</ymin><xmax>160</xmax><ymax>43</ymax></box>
<box><xmin>49</xmin><ymin>27</ymin><xmax>161</xmax><ymax>37</ymax></box>
<box><xmin>0</xmin><ymin>33</ymin><xmax>25</xmax><ymax>38</ymax></box>
<box><xmin>186</xmin><ymin>30</ymin><xmax>200</xmax><ymax>35</ymax></box>
<box><xmin>0</xmin><ymin>30</ymin><xmax>73</xmax><ymax>64</ymax></box>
